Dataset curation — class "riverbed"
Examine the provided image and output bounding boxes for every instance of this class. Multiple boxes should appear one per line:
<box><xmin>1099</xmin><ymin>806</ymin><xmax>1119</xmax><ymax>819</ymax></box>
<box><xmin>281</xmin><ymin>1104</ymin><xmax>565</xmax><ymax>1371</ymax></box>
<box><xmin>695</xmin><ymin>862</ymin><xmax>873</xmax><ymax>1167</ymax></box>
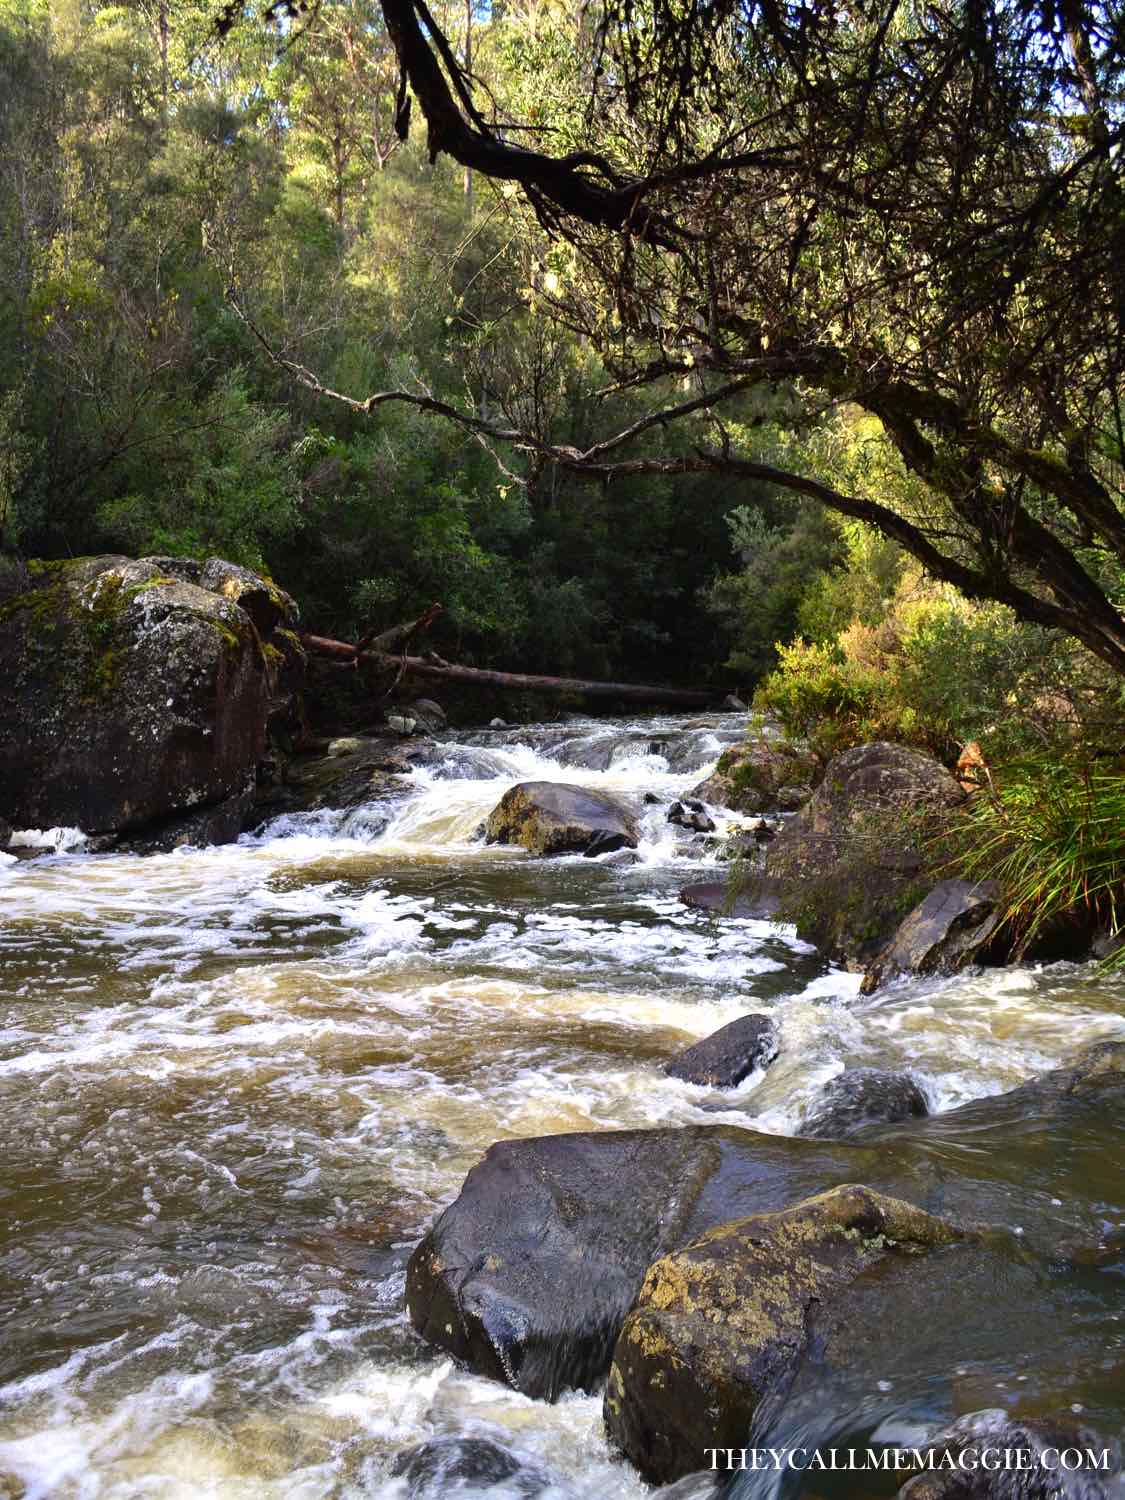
<box><xmin>1</xmin><ymin>713</ymin><xmax>1123</xmax><ymax>1499</ymax></box>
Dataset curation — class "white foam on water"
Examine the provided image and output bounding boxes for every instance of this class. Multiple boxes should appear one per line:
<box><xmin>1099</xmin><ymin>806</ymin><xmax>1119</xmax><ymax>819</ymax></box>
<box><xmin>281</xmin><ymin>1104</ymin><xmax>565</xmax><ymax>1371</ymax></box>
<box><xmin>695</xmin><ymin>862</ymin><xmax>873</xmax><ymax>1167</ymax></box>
<box><xmin>2</xmin><ymin>712</ymin><xmax>1124</xmax><ymax>1497</ymax></box>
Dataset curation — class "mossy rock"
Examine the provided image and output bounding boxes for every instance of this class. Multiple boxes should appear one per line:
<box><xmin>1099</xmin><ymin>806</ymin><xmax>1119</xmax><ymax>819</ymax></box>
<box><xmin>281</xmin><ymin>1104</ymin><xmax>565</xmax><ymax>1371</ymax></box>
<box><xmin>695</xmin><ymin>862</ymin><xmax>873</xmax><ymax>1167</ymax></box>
<box><xmin>690</xmin><ymin>739</ymin><xmax>819</xmax><ymax>815</ymax></box>
<box><xmin>763</xmin><ymin>741</ymin><xmax>964</xmax><ymax>967</ymax></box>
<box><xmin>0</xmin><ymin>555</ymin><xmax>281</xmax><ymax>837</ymax></box>
<box><xmin>604</xmin><ymin>1185</ymin><xmax>964</xmax><ymax>1484</ymax></box>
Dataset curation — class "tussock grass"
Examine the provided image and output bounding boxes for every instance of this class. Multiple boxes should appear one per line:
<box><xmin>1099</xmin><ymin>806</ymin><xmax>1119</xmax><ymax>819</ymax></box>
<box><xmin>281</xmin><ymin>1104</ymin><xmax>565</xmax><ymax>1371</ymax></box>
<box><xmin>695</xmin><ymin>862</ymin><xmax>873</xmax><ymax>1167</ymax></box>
<box><xmin>953</xmin><ymin>756</ymin><xmax>1125</xmax><ymax>969</ymax></box>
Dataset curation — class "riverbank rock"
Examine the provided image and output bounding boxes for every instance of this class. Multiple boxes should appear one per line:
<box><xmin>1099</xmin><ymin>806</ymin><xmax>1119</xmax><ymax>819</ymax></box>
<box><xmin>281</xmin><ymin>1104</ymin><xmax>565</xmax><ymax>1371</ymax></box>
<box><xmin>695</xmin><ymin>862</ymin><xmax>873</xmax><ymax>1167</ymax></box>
<box><xmin>604</xmin><ymin>1185</ymin><xmax>964</xmax><ymax>1484</ymax></box>
<box><xmin>862</xmin><ymin>879</ymin><xmax>1003</xmax><ymax>992</ymax></box>
<box><xmin>0</xmin><ymin>555</ymin><xmax>302</xmax><ymax>841</ymax></box>
<box><xmin>664</xmin><ymin>1014</ymin><xmax>778</xmax><ymax>1087</ymax></box>
<box><xmin>764</xmin><ymin>741</ymin><xmax>965</xmax><ymax>967</ymax></box>
<box><xmin>898</xmin><ymin>1410</ymin><xmax>1120</xmax><ymax>1500</ymax></box>
<box><xmin>389</xmin><ymin>1437</ymin><xmax>562</xmax><ymax>1498</ymax></box>
<box><xmin>404</xmin><ymin>698</ymin><xmax>447</xmax><ymax>734</ymax></box>
<box><xmin>689</xmin><ymin>740</ymin><xmax>819</xmax><ymax>815</ymax></box>
<box><xmin>484</xmin><ymin>781</ymin><xmax>638</xmax><ymax>857</ymax></box>
<box><xmin>798</xmin><ymin>1068</ymin><xmax>929</xmax><ymax>1137</ymax></box>
<box><xmin>405</xmin><ymin>1126</ymin><xmax>889</xmax><ymax>1400</ymax></box>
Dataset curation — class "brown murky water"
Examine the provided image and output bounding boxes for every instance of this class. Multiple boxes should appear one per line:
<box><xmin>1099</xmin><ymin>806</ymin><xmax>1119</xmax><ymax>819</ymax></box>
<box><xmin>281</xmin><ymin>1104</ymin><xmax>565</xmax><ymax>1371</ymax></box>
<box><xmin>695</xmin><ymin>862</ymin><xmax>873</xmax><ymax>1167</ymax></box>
<box><xmin>0</xmin><ymin>716</ymin><xmax>1122</xmax><ymax>1499</ymax></box>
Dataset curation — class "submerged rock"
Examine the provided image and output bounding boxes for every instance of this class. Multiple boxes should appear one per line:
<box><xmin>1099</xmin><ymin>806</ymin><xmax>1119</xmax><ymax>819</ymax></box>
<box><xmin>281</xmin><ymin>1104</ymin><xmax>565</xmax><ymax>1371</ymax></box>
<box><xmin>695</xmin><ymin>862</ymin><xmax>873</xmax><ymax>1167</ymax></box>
<box><xmin>798</xmin><ymin>1068</ymin><xmax>929</xmax><ymax>1137</ymax></box>
<box><xmin>862</xmin><ymin>878</ymin><xmax>1003</xmax><ymax>992</ymax></box>
<box><xmin>679</xmin><ymin>880</ymin><xmax>782</xmax><ymax>919</ymax></box>
<box><xmin>604</xmin><ymin>1185</ymin><xmax>964</xmax><ymax>1485</ymax></box>
<box><xmin>484</xmin><ymin>781</ymin><xmax>638</xmax><ymax>857</ymax></box>
<box><xmin>899</xmin><ymin>1409</ymin><xmax>1120</xmax><ymax>1500</ymax></box>
<box><xmin>664</xmin><ymin>1014</ymin><xmax>778</xmax><ymax>1088</ymax></box>
<box><xmin>765</xmin><ymin>741</ymin><xmax>964</xmax><ymax>967</ymax></box>
<box><xmin>0</xmin><ymin>554</ymin><xmax>301</xmax><ymax>842</ymax></box>
<box><xmin>689</xmin><ymin>739</ymin><xmax>818</xmax><ymax>815</ymax></box>
<box><xmin>405</xmin><ymin>1126</ymin><xmax>888</xmax><ymax>1400</ymax></box>
<box><xmin>389</xmin><ymin>1437</ymin><xmax>562</xmax><ymax>1498</ymax></box>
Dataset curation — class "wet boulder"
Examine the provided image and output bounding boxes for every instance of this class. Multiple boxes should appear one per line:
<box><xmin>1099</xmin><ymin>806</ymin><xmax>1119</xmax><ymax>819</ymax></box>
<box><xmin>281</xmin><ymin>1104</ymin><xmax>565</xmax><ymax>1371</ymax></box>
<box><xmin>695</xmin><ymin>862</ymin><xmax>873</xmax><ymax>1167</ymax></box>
<box><xmin>667</xmin><ymin>799</ymin><xmax>716</xmax><ymax>834</ymax></box>
<box><xmin>405</xmin><ymin>1126</ymin><xmax>890</xmax><ymax>1401</ymax></box>
<box><xmin>0</xmin><ymin>555</ymin><xmax>300</xmax><ymax>841</ymax></box>
<box><xmin>679</xmin><ymin>879</ymin><xmax>782</xmax><ymax>919</ymax></box>
<box><xmin>389</xmin><ymin>1437</ymin><xmax>562</xmax><ymax>1498</ymax></box>
<box><xmin>798</xmin><ymin>1068</ymin><xmax>929</xmax><ymax>1138</ymax></box>
<box><xmin>765</xmin><ymin>741</ymin><xmax>964</xmax><ymax>967</ymax></box>
<box><xmin>405</xmin><ymin>697</ymin><xmax>447</xmax><ymax>734</ymax></box>
<box><xmin>0</xmin><ymin>817</ymin><xmax>10</xmax><ymax>850</ymax></box>
<box><xmin>690</xmin><ymin>739</ymin><xmax>818</xmax><ymax>815</ymax></box>
<box><xmin>604</xmin><ymin>1185</ymin><xmax>964</xmax><ymax>1485</ymax></box>
<box><xmin>862</xmin><ymin>879</ymin><xmax>1003</xmax><ymax>992</ymax></box>
<box><xmin>484</xmin><ymin>782</ymin><xmax>638</xmax><ymax>857</ymax></box>
<box><xmin>664</xmin><ymin>1014</ymin><xmax>778</xmax><ymax>1088</ymax></box>
<box><xmin>973</xmin><ymin>1037</ymin><xmax>1125</xmax><ymax>1116</ymax></box>
<box><xmin>898</xmin><ymin>1410</ymin><xmax>1120</xmax><ymax>1500</ymax></box>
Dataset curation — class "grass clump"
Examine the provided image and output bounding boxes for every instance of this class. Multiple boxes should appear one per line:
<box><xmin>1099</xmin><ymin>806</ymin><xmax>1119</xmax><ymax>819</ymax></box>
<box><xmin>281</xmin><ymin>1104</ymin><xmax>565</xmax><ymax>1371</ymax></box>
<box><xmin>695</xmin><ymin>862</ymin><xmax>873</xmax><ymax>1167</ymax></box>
<box><xmin>950</xmin><ymin>756</ymin><xmax>1125</xmax><ymax>968</ymax></box>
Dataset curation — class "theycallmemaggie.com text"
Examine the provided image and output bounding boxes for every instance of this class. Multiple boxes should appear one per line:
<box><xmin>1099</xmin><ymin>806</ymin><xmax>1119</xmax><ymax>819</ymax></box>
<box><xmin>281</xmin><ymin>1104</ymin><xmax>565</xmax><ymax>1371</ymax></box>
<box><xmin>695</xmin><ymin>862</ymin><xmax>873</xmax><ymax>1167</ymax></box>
<box><xmin>705</xmin><ymin>1446</ymin><xmax>1116</xmax><ymax>1473</ymax></box>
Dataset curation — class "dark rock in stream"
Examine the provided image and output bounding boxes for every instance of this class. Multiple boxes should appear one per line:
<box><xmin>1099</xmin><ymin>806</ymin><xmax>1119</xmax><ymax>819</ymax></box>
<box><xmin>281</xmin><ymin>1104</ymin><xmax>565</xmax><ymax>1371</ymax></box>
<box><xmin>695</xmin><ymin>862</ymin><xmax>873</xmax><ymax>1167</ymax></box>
<box><xmin>668</xmin><ymin>799</ymin><xmax>716</xmax><ymax>834</ymax></box>
<box><xmin>484</xmin><ymin>781</ymin><xmax>638</xmax><ymax>857</ymax></box>
<box><xmin>0</xmin><ymin>817</ymin><xmax>10</xmax><ymax>850</ymax></box>
<box><xmin>899</xmin><ymin>1410</ymin><xmax>1121</xmax><ymax>1500</ymax></box>
<box><xmin>390</xmin><ymin>1437</ymin><xmax>563</xmax><ymax>1498</ymax></box>
<box><xmin>405</xmin><ymin>1126</ymin><xmax>895</xmax><ymax>1401</ymax></box>
<box><xmin>862</xmin><ymin>879</ymin><xmax>1004</xmax><ymax>992</ymax></box>
<box><xmin>680</xmin><ymin>880</ymin><xmax>782</xmax><ymax>919</ymax></box>
<box><xmin>799</xmin><ymin>1068</ymin><xmax>930</xmax><ymax>1138</ymax></box>
<box><xmin>604</xmin><ymin>1185</ymin><xmax>965</xmax><ymax>1484</ymax></box>
<box><xmin>664</xmin><ymin>1013</ymin><xmax>778</xmax><ymax>1087</ymax></box>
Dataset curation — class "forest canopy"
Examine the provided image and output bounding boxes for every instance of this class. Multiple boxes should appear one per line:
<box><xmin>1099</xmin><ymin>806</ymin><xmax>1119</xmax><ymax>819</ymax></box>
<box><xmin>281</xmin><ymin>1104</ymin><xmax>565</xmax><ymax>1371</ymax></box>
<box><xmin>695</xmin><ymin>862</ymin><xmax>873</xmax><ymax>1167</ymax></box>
<box><xmin>1</xmin><ymin>0</ymin><xmax>1123</xmax><ymax>698</ymax></box>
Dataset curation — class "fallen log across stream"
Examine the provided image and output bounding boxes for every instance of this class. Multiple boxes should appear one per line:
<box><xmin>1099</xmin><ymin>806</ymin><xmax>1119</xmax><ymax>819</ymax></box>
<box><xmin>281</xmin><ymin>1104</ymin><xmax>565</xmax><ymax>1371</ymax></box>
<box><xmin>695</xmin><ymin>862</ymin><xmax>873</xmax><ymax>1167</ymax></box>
<box><xmin>299</xmin><ymin>629</ymin><xmax>715</xmax><ymax>709</ymax></box>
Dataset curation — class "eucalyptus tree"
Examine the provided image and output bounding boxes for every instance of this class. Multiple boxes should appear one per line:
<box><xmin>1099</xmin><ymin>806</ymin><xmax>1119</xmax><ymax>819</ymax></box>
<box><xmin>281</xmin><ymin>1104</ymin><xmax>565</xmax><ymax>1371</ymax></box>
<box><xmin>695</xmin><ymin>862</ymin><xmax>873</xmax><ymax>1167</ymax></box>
<box><xmin>243</xmin><ymin>0</ymin><xmax>1125</xmax><ymax>673</ymax></box>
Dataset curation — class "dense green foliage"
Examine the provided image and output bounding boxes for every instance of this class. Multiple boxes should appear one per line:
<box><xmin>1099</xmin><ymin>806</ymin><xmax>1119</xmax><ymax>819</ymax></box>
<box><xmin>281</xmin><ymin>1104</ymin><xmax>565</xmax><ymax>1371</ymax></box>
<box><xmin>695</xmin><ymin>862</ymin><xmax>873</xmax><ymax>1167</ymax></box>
<box><xmin>0</xmin><ymin>0</ymin><xmax>760</xmax><ymax>684</ymax></box>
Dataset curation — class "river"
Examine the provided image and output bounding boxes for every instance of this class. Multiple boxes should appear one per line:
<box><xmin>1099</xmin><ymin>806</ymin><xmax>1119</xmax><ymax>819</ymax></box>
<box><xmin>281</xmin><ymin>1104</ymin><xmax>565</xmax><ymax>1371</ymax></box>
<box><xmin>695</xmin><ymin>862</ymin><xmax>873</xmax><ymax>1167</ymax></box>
<box><xmin>1</xmin><ymin>712</ymin><xmax>1123</xmax><ymax>1499</ymax></box>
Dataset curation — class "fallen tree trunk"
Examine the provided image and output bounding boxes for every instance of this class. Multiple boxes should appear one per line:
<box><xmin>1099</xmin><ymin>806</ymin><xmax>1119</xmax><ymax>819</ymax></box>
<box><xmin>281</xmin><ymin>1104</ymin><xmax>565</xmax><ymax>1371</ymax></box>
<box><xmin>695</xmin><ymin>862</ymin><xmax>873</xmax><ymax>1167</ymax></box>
<box><xmin>300</xmin><ymin>631</ymin><xmax>714</xmax><ymax>708</ymax></box>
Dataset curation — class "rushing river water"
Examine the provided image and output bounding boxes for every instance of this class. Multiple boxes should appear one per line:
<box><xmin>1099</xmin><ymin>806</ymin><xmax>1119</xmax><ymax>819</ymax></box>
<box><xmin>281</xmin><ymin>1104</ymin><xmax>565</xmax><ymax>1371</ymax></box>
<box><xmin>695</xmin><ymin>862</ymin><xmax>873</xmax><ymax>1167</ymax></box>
<box><xmin>1</xmin><ymin>713</ymin><xmax>1123</xmax><ymax>1500</ymax></box>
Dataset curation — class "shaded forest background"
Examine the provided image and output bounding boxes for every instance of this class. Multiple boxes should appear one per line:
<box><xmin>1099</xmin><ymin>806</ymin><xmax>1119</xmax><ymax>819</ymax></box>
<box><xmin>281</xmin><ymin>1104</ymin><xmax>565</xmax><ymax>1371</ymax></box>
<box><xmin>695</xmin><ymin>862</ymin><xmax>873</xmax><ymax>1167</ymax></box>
<box><xmin>1</xmin><ymin>0</ymin><xmax>1122</xmax><ymax>768</ymax></box>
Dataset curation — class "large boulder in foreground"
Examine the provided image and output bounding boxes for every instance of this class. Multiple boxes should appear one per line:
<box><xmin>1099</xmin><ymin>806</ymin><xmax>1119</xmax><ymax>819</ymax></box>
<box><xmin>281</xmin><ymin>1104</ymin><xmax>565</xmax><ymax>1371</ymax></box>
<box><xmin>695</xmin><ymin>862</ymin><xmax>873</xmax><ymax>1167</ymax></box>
<box><xmin>484</xmin><ymin>781</ymin><xmax>638</xmax><ymax>857</ymax></box>
<box><xmin>663</xmin><ymin>1014</ymin><xmax>778</xmax><ymax>1088</ymax></box>
<box><xmin>405</xmin><ymin>1126</ymin><xmax>886</xmax><ymax>1400</ymax></box>
<box><xmin>0</xmin><ymin>554</ymin><xmax>299</xmax><ymax>839</ymax></box>
<box><xmin>862</xmin><ymin>878</ymin><xmax>1003</xmax><ymax>992</ymax></box>
<box><xmin>689</xmin><ymin>739</ymin><xmax>819</xmax><ymax>815</ymax></box>
<box><xmin>763</xmin><ymin>741</ymin><xmax>964</xmax><ymax>967</ymax></box>
<box><xmin>604</xmin><ymin>1185</ymin><xmax>964</xmax><ymax>1484</ymax></box>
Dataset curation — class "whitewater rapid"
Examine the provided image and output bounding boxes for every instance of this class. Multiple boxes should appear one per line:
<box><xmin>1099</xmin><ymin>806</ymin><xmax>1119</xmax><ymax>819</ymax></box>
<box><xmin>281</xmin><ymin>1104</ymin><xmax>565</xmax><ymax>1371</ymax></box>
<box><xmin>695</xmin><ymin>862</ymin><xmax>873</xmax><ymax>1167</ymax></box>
<box><xmin>1</xmin><ymin>713</ymin><xmax>1122</xmax><ymax>1499</ymax></box>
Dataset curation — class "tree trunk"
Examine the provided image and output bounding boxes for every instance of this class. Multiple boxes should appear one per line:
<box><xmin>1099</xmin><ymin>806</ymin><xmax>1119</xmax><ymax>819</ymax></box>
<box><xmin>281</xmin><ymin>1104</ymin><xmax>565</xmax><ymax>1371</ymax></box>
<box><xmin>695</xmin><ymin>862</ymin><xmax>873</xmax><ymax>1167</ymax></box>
<box><xmin>299</xmin><ymin>631</ymin><xmax>714</xmax><ymax>708</ymax></box>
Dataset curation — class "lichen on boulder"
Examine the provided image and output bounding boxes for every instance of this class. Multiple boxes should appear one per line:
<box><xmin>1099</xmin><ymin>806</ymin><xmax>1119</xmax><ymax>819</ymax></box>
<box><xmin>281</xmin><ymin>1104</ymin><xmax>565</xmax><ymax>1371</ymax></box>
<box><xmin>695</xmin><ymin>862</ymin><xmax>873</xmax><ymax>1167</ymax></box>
<box><xmin>484</xmin><ymin>780</ymin><xmax>639</xmax><ymax>856</ymax></box>
<box><xmin>603</xmin><ymin>1185</ymin><xmax>964</xmax><ymax>1485</ymax></box>
<box><xmin>0</xmin><ymin>553</ymin><xmax>301</xmax><ymax>842</ymax></box>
